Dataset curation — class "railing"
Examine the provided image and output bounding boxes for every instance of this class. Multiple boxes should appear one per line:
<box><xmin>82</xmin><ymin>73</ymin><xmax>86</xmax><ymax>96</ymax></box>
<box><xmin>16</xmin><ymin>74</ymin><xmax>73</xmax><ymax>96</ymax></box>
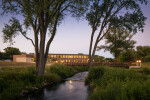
<box><xmin>62</xmin><ymin>62</ymin><xmax>136</xmax><ymax>68</ymax></box>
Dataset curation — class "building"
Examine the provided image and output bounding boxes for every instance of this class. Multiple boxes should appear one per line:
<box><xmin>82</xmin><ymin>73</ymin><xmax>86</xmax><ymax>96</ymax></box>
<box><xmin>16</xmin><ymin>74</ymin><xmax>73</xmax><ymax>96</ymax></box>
<box><xmin>13</xmin><ymin>54</ymin><xmax>34</xmax><ymax>62</ymax></box>
<box><xmin>13</xmin><ymin>54</ymin><xmax>89</xmax><ymax>63</ymax></box>
<box><xmin>48</xmin><ymin>54</ymin><xmax>89</xmax><ymax>63</ymax></box>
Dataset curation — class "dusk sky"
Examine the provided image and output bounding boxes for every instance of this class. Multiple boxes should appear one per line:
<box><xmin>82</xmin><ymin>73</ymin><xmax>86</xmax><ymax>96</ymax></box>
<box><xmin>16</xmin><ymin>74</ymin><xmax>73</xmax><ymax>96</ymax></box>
<box><xmin>0</xmin><ymin>2</ymin><xmax>150</xmax><ymax>58</ymax></box>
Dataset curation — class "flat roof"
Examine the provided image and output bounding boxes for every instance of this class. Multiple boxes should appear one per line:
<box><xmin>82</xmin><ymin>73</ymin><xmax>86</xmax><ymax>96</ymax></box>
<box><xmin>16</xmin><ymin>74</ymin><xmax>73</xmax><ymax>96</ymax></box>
<box><xmin>48</xmin><ymin>53</ymin><xmax>88</xmax><ymax>56</ymax></box>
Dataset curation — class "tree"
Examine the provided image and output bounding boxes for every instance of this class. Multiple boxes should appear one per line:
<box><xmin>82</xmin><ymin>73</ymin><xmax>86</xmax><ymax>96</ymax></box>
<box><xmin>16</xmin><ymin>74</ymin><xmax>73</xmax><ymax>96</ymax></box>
<box><xmin>4</xmin><ymin>47</ymin><xmax>21</xmax><ymax>60</ymax></box>
<box><xmin>94</xmin><ymin>55</ymin><xmax>105</xmax><ymax>62</ymax></box>
<box><xmin>104</xmin><ymin>58</ymin><xmax>114</xmax><ymax>62</ymax></box>
<box><xmin>1</xmin><ymin>0</ymin><xmax>88</xmax><ymax>75</ymax></box>
<box><xmin>136</xmin><ymin>46</ymin><xmax>150</xmax><ymax>59</ymax></box>
<box><xmin>97</xmin><ymin>28</ymin><xmax>136</xmax><ymax>60</ymax></box>
<box><xmin>86</xmin><ymin>0</ymin><xmax>147</xmax><ymax>70</ymax></box>
<box><xmin>0</xmin><ymin>51</ymin><xmax>3</xmax><ymax>60</ymax></box>
<box><xmin>118</xmin><ymin>49</ymin><xmax>136</xmax><ymax>62</ymax></box>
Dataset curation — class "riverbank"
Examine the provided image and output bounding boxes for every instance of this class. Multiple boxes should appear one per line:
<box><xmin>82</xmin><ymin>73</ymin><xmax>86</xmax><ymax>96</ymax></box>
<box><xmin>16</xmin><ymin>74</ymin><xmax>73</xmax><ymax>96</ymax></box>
<box><xmin>86</xmin><ymin>66</ymin><xmax>150</xmax><ymax>100</ymax></box>
<box><xmin>0</xmin><ymin>64</ymin><xmax>88</xmax><ymax>100</ymax></box>
<box><xmin>30</xmin><ymin>71</ymin><xmax>89</xmax><ymax>100</ymax></box>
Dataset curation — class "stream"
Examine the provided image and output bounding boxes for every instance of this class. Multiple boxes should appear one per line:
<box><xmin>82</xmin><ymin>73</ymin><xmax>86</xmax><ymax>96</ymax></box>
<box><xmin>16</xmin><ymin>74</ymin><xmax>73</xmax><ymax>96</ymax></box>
<box><xmin>29</xmin><ymin>72</ymin><xmax>89</xmax><ymax>100</ymax></box>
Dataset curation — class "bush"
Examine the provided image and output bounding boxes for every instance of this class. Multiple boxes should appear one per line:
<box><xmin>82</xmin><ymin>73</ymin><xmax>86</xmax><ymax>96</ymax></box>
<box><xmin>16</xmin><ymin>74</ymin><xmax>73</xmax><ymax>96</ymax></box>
<box><xmin>87</xmin><ymin>66</ymin><xmax>150</xmax><ymax>100</ymax></box>
<box><xmin>0</xmin><ymin>64</ymin><xmax>86</xmax><ymax>99</ymax></box>
<box><xmin>48</xmin><ymin>64</ymin><xmax>75</xmax><ymax>79</ymax></box>
<box><xmin>118</xmin><ymin>50</ymin><xmax>136</xmax><ymax>62</ymax></box>
<box><xmin>142</xmin><ymin>55</ymin><xmax>150</xmax><ymax>62</ymax></box>
<box><xmin>72</xmin><ymin>66</ymin><xmax>88</xmax><ymax>72</ymax></box>
<box><xmin>140</xmin><ymin>67</ymin><xmax>150</xmax><ymax>75</ymax></box>
<box><xmin>85</xmin><ymin>67</ymin><xmax>105</xmax><ymax>84</ymax></box>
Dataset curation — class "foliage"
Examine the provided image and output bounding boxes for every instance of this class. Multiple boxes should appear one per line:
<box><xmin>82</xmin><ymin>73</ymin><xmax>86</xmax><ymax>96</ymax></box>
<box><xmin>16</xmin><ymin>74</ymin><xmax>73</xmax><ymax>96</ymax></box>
<box><xmin>0</xmin><ymin>52</ymin><xmax>5</xmax><ymax>60</ymax></box>
<box><xmin>72</xmin><ymin>66</ymin><xmax>89</xmax><ymax>72</ymax></box>
<box><xmin>48</xmin><ymin>64</ymin><xmax>76</xmax><ymax>79</ymax></box>
<box><xmin>141</xmin><ymin>55</ymin><xmax>150</xmax><ymax>62</ymax></box>
<box><xmin>0</xmin><ymin>64</ymin><xmax>88</xmax><ymax>99</ymax></box>
<box><xmin>140</xmin><ymin>67</ymin><xmax>150</xmax><ymax>75</ymax></box>
<box><xmin>86</xmin><ymin>66</ymin><xmax>150</xmax><ymax>100</ymax></box>
<box><xmin>104</xmin><ymin>58</ymin><xmax>114</xmax><ymax>62</ymax></box>
<box><xmin>1</xmin><ymin>0</ymin><xmax>89</xmax><ymax>75</ymax></box>
<box><xmin>85</xmin><ymin>66</ymin><xmax>105</xmax><ymax>84</ymax></box>
<box><xmin>4</xmin><ymin>47</ymin><xmax>21</xmax><ymax>60</ymax></box>
<box><xmin>118</xmin><ymin>49</ymin><xmax>136</xmax><ymax>62</ymax></box>
<box><xmin>86</xmin><ymin>0</ymin><xmax>147</xmax><ymax>70</ymax></box>
<box><xmin>136</xmin><ymin>46</ymin><xmax>150</xmax><ymax>59</ymax></box>
<box><xmin>0</xmin><ymin>47</ymin><xmax>21</xmax><ymax>60</ymax></box>
<box><xmin>94</xmin><ymin>55</ymin><xmax>105</xmax><ymax>62</ymax></box>
<box><xmin>97</xmin><ymin>28</ymin><xmax>136</xmax><ymax>59</ymax></box>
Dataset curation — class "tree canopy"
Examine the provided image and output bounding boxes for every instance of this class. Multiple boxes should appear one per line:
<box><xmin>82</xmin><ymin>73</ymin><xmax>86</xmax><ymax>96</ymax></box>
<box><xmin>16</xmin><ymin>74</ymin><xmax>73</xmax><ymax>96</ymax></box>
<box><xmin>1</xmin><ymin>0</ymin><xmax>88</xmax><ymax>75</ymax></box>
<box><xmin>0</xmin><ymin>47</ymin><xmax>21</xmax><ymax>60</ymax></box>
<box><xmin>97</xmin><ymin>28</ymin><xmax>136</xmax><ymax>60</ymax></box>
<box><xmin>86</xmin><ymin>0</ymin><xmax>147</xmax><ymax>70</ymax></box>
<box><xmin>136</xmin><ymin>46</ymin><xmax>150</xmax><ymax>59</ymax></box>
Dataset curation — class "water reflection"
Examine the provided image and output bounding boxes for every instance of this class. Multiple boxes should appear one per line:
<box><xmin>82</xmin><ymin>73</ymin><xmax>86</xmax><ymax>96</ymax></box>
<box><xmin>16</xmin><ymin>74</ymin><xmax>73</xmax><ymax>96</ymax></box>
<box><xmin>29</xmin><ymin>72</ymin><xmax>89</xmax><ymax>100</ymax></box>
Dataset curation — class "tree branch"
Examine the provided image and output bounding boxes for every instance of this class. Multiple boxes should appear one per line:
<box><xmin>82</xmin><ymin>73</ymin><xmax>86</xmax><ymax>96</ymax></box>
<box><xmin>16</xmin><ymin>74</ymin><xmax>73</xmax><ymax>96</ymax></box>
<box><xmin>20</xmin><ymin>31</ymin><xmax>35</xmax><ymax>47</ymax></box>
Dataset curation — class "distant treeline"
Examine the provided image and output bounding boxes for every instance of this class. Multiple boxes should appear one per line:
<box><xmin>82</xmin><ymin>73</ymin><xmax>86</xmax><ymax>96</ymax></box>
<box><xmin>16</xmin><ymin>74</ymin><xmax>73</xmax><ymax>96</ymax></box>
<box><xmin>0</xmin><ymin>47</ymin><xmax>21</xmax><ymax>60</ymax></box>
<box><xmin>95</xmin><ymin>46</ymin><xmax>150</xmax><ymax>62</ymax></box>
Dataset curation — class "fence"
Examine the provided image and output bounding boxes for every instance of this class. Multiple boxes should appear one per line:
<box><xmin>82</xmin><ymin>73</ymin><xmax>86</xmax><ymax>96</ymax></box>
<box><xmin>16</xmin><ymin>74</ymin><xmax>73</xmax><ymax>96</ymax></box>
<box><xmin>62</xmin><ymin>62</ymin><xmax>137</xmax><ymax>68</ymax></box>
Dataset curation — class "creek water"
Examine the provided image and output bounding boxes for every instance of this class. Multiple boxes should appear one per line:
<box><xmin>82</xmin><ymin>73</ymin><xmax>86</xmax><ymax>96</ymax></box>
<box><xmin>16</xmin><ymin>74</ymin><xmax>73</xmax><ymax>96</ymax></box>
<box><xmin>29</xmin><ymin>72</ymin><xmax>89</xmax><ymax>100</ymax></box>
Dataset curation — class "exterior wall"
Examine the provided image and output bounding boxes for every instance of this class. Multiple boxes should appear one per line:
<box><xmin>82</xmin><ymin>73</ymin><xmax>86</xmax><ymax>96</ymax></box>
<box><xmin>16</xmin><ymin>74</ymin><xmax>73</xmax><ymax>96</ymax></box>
<box><xmin>13</xmin><ymin>54</ymin><xmax>34</xmax><ymax>62</ymax></box>
<box><xmin>16</xmin><ymin>57</ymin><xmax>26</xmax><ymax>62</ymax></box>
<box><xmin>13</xmin><ymin>54</ymin><xmax>88</xmax><ymax>63</ymax></box>
<box><xmin>26</xmin><ymin>57</ymin><xmax>34</xmax><ymax>63</ymax></box>
<box><xmin>13</xmin><ymin>55</ymin><xmax>26</xmax><ymax>62</ymax></box>
<box><xmin>48</xmin><ymin>54</ymin><xmax>89</xmax><ymax>63</ymax></box>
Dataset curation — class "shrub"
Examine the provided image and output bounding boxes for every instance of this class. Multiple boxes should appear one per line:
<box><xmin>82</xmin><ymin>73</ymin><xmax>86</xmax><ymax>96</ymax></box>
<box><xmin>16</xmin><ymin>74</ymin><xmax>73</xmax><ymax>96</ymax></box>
<box><xmin>140</xmin><ymin>67</ymin><xmax>150</xmax><ymax>75</ymax></box>
<box><xmin>85</xmin><ymin>66</ymin><xmax>105</xmax><ymax>84</ymax></box>
<box><xmin>72</xmin><ymin>66</ymin><xmax>88</xmax><ymax>72</ymax></box>
<box><xmin>87</xmin><ymin>66</ymin><xmax>150</xmax><ymax>100</ymax></box>
<box><xmin>48</xmin><ymin>64</ymin><xmax>75</xmax><ymax>79</ymax></box>
<box><xmin>142</xmin><ymin>55</ymin><xmax>150</xmax><ymax>62</ymax></box>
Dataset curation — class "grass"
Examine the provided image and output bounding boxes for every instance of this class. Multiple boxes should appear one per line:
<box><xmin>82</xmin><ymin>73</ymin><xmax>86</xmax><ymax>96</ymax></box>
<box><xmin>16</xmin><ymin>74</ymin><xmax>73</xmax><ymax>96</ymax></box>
<box><xmin>86</xmin><ymin>66</ymin><xmax>150</xmax><ymax>100</ymax></box>
<box><xmin>0</xmin><ymin>63</ymin><xmax>88</xmax><ymax>100</ymax></box>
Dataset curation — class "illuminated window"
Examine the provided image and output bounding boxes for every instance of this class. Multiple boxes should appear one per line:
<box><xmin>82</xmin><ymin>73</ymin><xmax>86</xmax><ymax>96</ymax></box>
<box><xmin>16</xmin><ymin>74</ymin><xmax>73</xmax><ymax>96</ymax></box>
<box><xmin>87</xmin><ymin>56</ymin><xmax>89</xmax><ymax>58</ymax></box>
<box><xmin>79</xmin><ymin>55</ymin><xmax>82</xmax><ymax>58</ymax></box>
<box><xmin>69</xmin><ymin>55</ymin><xmax>73</xmax><ymax>58</ymax></box>
<box><xmin>75</xmin><ymin>55</ymin><xmax>78</xmax><ymax>58</ymax></box>
<box><xmin>69</xmin><ymin>60</ymin><xmax>70</xmax><ymax>62</ymax></box>
<box><xmin>53</xmin><ymin>55</ymin><xmax>56</xmax><ymax>58</ymax></box>
<box><xmin>57</xmin><ymin>55</ymin><xmax>60</xmax><ymax>58</ymax></box>
<box><xmin>63</xmin><ymin>55</ymin><xmax>66</xmax><ymax>58</ymax></box>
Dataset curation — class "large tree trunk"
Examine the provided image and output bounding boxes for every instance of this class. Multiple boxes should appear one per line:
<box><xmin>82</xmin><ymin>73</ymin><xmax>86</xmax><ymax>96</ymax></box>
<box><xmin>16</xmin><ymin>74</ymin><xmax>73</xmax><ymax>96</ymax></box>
<box><xmin>88</xmin><ymin>28</ymin><xmax>96</xmax><ymax>71</ymax></box>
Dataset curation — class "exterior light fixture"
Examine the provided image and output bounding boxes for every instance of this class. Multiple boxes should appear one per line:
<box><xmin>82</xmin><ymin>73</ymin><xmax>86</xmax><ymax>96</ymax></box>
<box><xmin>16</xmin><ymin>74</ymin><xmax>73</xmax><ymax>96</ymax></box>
<box><xmin>69</xmin><ymin>80</ymin><xmax>72</xmax><ymax>84</ymax></box>
<box><xmin>136</xmin><ymin>60</ymin><xmax>142</xmax><ymax>67</ymax></box>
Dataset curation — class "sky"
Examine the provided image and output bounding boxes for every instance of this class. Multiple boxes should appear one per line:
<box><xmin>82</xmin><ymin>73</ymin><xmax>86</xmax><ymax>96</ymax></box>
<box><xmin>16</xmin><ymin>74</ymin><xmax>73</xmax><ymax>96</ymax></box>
<box><xmin>0</xmin><ymin>1</ymin><xmax>150</xmax><ymax>58</ymax></box>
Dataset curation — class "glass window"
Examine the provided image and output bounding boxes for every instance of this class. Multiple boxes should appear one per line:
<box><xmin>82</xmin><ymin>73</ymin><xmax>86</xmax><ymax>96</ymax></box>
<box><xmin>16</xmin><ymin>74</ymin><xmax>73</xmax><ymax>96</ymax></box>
<box><xmin>75</xmin><ymin>55</ymin><xmax>78</xmax><ymax>58</ymax></box>
<box><xmin>79</xmin><ymin>55</ymin><xmax>82</xmax><ymax>58</ymax></box>
<box><xmin>53</xmin><ymin>55</ymin><xmax>56</xmax><ymax>58</ymax></box>
<box><xmin>63</xmin><ymin>55</ymin><xmax>65</xmax><ymax>58</ymax></box>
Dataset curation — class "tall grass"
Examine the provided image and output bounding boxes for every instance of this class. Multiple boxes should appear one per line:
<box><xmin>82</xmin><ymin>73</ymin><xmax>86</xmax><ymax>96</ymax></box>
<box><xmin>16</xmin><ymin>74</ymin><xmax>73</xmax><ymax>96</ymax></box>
<box><xmin>0</xmin><ymin>64</ymin><xmax>88</xmax><ymax>100</ymax></box>
<box><xmin>86</xmin><ymin>66</ymin><xmax>150</xmax><ymax>100</ymax></box>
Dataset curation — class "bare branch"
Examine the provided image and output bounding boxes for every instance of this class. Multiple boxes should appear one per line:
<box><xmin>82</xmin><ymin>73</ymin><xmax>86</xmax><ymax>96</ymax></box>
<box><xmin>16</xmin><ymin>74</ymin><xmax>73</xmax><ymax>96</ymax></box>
<box><xmin>20</xmin><ymin>31</ymin><xmax>35</xmax><ymax>47</ymax></box>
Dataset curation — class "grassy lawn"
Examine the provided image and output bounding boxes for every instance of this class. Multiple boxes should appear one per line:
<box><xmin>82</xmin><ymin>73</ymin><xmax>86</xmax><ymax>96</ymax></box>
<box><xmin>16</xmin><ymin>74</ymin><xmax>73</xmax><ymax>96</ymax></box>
<box><xmin>0</xmin><ymin>63</ymin><xmax>88</xmax><ymax>100</ymax></box>
<box><xmin>86</xmin><ymin>66</ymin><xmax>150</xmax><ymax>100</ymax></box>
